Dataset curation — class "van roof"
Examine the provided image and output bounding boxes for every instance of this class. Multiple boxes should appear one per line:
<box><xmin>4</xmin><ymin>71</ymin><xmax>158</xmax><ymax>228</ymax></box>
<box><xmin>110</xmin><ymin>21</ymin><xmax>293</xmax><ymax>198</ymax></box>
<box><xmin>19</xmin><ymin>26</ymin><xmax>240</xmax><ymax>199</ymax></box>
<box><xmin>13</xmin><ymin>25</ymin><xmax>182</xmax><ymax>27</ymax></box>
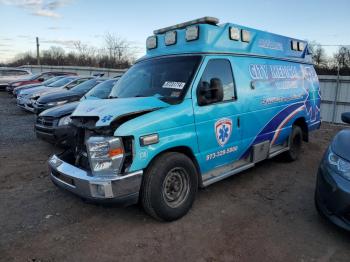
<box><xmin>142</xmin><ymin>17</ymin><xmax>312</xmax><ymax>64</ymax></box>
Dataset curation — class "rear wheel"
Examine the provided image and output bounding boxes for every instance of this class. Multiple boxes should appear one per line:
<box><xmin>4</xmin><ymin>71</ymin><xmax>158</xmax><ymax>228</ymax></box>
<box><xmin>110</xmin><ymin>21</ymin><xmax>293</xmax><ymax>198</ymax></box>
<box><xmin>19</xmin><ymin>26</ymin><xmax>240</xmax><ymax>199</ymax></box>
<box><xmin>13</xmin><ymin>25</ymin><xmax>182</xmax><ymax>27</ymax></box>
<box><xmin>141</xmin><ymin>152</ymin><xmax>198</xmax><ymax>221</ymax></box>
<box><xmin>282</xmin><ymin>125</ymin><xmax>303</xmax><ymax>161</ymax></box>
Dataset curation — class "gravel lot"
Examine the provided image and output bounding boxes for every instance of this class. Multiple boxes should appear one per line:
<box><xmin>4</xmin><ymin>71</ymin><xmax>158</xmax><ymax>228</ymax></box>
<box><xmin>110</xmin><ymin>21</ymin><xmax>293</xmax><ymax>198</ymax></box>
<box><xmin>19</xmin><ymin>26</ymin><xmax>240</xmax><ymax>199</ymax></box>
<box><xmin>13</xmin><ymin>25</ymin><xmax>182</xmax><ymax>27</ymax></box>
<box><xmin>1</xmin><ymin>92</ymin><xmax>350</xmax><ymax>262</ymax></box>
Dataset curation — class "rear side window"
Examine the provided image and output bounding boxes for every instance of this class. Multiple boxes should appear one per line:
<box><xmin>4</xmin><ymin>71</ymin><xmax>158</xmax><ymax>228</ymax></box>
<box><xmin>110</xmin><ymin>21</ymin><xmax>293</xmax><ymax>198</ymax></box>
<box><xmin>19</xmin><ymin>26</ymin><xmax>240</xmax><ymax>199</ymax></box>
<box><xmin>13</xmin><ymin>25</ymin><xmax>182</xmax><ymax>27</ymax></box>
<box><xmin>1</xmin><ymin>70</ymin><xmax>29</xmax><ymax>76</ymax></box>
<box><xmin>199</xmin><ymin>59</ymin><xmax>236</xmax><ymax>101</ymax></box>
<box><xmin>19</xmin><ymin>70</ymin><xmax>29</xmax><ymax>76</ymax></box>
<box><xmin>11</xmin><ymin>70</ymin><xmax>28</xmax><ymax>76</ymax></box>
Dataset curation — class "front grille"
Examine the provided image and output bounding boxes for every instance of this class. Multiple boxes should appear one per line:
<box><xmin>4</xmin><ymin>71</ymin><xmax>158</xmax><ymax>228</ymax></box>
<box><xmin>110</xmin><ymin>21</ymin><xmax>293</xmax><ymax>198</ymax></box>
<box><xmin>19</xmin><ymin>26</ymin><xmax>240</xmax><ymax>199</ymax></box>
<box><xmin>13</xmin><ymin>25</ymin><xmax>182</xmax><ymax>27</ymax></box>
<box><xmin>36</xmin><ymin>125</ymin><xmax>54</xmax><ymax>134</ymax></box>
<box><xmin>36</xmin><ymin>116</ymin><xmax>55</xmax><ymax>127</ymax></box>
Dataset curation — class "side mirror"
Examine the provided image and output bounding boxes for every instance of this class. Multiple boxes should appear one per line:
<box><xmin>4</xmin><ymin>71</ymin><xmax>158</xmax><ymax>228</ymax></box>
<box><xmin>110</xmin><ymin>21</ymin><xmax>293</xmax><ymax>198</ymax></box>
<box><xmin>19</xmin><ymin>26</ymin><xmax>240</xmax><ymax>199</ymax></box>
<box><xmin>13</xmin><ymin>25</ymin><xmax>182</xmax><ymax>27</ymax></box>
<box><xmin>38</xmin><ymin>77</ymin><xmax>44</xmax><ymax>82</ymax></box>
<box><xmin>197</xmin><ymin>78</ymin><xmax>224</xmax><ymax>106</ymax></box>
<box><xmin>341</xmin><ymin>112</ymin><xmax>350</xmax><ymax>124</ymax></box>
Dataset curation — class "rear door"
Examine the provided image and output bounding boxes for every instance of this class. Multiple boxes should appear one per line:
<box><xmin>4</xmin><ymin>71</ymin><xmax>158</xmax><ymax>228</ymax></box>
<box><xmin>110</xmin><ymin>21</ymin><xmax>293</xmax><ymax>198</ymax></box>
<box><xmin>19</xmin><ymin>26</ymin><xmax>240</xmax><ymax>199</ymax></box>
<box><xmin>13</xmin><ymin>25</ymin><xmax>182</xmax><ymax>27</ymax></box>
<box><xmin>192</xmin><ymin>56</ymin><xmax>242</xmax><ymax>174</ymax></box>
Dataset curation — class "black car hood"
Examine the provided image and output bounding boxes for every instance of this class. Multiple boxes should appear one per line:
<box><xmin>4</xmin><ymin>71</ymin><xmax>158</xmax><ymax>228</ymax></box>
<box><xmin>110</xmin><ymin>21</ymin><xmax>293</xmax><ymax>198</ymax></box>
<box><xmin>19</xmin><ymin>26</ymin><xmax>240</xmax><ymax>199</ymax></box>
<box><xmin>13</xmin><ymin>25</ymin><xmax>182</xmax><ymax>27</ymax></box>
<box><xmin>40</xmin><ymin>101</ymin><xmax>79</xmax><ymax>117</ymax></box>
<box><xmin>331</xmin><ymin>128</ymin><xmax>350</xmax><ymax>162</ymax></box>
<box><xmin>38</xmin><ymin>90</ymin><xmax>81</xmax><ymax>104</ymax></box>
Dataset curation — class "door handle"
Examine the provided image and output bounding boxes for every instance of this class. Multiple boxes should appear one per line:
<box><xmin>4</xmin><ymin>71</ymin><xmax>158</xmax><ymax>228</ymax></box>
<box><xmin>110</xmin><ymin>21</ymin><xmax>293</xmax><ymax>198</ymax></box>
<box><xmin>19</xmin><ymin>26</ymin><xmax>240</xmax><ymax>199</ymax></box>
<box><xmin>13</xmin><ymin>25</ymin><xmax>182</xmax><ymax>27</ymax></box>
<box><xmin>237</xmin><ymin>117</ymin><xmax>240</xmax><ymax>128</ymax></box>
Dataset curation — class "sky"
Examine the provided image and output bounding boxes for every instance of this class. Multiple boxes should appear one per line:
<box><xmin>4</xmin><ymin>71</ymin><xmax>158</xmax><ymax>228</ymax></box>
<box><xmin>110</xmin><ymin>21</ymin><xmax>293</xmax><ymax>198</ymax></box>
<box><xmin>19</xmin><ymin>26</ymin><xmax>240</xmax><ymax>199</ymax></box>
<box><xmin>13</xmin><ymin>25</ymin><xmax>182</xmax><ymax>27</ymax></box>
<box><xmin>0</xmin><ymin>0</ymin><xmax>350</xmax><ymax>63</ymax></box>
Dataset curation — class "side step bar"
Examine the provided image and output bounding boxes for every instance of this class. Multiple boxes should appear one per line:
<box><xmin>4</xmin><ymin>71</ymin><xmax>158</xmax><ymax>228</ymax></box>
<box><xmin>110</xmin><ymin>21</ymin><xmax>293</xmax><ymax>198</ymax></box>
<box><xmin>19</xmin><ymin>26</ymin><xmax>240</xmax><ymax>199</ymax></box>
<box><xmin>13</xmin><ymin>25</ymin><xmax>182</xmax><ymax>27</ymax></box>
<box><xmin>202</xmin><ymin>162</ymin><xmax>255</xmax><ymax>187</ymax></box>
<box><xmin>268</xmin><ymin>146</ymin><xmax>289</xmax><ymax>158</ymax></box>
<box><xmin>201</xmin><ymin>142</ymin><xmax>290</xmax><ymax>187</ymax></box>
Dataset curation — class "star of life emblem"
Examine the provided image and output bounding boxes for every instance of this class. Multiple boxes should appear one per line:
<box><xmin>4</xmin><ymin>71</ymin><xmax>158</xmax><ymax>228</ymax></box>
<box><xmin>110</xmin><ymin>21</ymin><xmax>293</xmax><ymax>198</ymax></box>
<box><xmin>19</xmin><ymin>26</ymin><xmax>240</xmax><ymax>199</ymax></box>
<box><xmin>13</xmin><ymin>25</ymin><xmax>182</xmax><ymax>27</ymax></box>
<box><xmin>215</xmin><ymin>118</ymin><xmax>233</xmax><ymax>147</ymax></box>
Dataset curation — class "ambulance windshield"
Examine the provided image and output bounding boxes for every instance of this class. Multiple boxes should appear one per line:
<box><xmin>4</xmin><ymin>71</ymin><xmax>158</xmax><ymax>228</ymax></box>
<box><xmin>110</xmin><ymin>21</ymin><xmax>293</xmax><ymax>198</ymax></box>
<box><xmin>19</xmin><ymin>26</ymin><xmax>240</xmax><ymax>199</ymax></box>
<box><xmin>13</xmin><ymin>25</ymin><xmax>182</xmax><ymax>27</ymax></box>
<box><xmin>110</xmin><ymin>55</ymin><xmax>202</xmax><ymax>103</ymax></box>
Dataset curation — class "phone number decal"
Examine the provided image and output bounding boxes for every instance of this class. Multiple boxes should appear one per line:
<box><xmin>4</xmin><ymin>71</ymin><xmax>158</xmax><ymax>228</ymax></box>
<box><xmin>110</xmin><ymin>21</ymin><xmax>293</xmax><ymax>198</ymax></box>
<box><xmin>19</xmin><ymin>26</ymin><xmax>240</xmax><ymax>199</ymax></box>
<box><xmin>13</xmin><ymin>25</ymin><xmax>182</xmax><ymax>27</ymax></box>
<box><xmin>206</xmin><ymin>146</ymin><xmax>238</xmax><ymax>161</ymax></box>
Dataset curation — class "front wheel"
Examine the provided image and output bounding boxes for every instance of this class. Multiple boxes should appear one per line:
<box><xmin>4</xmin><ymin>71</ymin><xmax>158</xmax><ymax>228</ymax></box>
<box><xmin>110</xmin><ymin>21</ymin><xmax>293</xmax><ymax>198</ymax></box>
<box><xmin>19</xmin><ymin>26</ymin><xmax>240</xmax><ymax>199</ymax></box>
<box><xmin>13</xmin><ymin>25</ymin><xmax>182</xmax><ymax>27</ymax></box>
<box><xmin>282</xmin><ymin>125</ymin><xmax>303</xmax><ymax>161</ymax></box>
<box><xmin>141</xmin><ymin>152</ymin><xmax>198</xmax><ymax>221</ymax></box>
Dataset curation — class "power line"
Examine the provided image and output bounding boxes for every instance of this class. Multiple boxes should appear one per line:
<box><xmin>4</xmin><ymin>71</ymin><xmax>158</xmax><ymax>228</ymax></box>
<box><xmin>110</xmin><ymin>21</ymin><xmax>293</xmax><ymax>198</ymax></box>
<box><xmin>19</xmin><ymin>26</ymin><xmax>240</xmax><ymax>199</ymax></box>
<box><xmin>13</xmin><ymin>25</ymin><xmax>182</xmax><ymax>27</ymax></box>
<box><xmin>318</xmin><ymin>44</ymin><xmax>350</xmax><ymax>47</ymax></box>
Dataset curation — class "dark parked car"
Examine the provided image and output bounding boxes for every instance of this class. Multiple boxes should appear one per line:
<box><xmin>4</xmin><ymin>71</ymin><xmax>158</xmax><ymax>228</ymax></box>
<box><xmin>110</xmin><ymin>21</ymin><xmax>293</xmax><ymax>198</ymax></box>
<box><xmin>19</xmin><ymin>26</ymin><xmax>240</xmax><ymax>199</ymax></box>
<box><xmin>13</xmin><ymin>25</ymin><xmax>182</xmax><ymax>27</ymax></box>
<box><xmin>32</xmin><ymin>78</ymin><xmax>107</xmax><ymax>114</ymax></box>
<box><xmin>35</xmin><ymin>78</ymin><xmax>119</xmax><ymax>146</ymax></box>
<box><xmin>315</xmin><ymin>112</ymin><xmax>350</xmax><ymax>231</ymax></box>
<box><xmin>6</xmin><ymin>71</ymin><xmax>76</xmax><ymax>94</ymax></box>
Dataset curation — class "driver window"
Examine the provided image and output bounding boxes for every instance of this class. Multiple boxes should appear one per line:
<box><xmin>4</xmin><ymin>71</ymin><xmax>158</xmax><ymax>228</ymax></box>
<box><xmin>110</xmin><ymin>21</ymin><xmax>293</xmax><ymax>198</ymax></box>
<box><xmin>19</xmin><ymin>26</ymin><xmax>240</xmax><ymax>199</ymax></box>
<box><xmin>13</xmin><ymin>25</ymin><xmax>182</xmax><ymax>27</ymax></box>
<box><xmin>198</xmin><ymin>59</ymin><xmax>236</xmax><ymax>104</ymax></box>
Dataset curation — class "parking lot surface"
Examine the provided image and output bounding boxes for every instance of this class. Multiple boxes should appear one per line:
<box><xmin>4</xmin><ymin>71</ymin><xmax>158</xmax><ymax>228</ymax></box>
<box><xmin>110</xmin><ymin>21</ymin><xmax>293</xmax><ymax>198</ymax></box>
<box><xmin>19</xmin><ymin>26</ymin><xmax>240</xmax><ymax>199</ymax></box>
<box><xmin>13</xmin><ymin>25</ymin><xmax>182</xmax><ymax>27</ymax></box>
<box><xmin>0</xmin><ymin>92</ymin><xmax>350</xmax><ymax>262</ymax></box>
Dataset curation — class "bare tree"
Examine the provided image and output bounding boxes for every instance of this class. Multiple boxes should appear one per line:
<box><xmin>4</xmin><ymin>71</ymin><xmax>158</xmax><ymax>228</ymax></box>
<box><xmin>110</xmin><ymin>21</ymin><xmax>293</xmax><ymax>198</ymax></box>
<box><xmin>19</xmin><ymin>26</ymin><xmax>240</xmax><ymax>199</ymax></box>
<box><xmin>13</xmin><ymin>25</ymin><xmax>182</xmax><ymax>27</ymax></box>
<box><xmin>73</xmin><ymin>41</ymin><xmax>88</xmax><ymax>56</ymax></box>
<box><xmin>104</xmin><ymin>33</ymin><xmax>132</xmax><ymax>64</ymax></box>
<box><xmin>333</xmin><ymin>46</ymin><xmax>350</xmax><ymax>69</ymax></box>
<box><xmin>308</xmin><ymin>41</ymin><xmax>327</xmax><ymax>67</ymax></box>
<box><xmin>48</xmin><ymin>46</ymin><xmax>65</xmax><ymax>65</ymax></box>
<box><xmin>6</xmin><ymin>35</ymin><xmax>136</xmax><ymax>69</ymax></box>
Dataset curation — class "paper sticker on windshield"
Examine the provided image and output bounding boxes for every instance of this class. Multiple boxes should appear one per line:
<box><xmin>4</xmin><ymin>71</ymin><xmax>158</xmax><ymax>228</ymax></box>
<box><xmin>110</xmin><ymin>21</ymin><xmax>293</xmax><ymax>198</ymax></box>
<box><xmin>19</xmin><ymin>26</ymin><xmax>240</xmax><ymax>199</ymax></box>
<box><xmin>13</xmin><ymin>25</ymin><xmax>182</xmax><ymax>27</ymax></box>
<box><xmin>162</xmin><ymin>81</ymin><xmax>186</xmax><ymax>90</ymax></box>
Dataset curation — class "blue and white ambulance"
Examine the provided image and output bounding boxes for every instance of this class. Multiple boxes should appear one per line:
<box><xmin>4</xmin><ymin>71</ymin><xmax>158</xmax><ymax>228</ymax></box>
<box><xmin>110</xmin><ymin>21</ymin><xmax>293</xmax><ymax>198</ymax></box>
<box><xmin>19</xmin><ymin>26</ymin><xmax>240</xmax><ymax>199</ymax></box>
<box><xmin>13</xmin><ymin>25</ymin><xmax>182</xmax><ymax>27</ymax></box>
<box><xmin>49</xmin><ymin>17</ymin><xmax>321</xmax><ymax>221</ymax></box>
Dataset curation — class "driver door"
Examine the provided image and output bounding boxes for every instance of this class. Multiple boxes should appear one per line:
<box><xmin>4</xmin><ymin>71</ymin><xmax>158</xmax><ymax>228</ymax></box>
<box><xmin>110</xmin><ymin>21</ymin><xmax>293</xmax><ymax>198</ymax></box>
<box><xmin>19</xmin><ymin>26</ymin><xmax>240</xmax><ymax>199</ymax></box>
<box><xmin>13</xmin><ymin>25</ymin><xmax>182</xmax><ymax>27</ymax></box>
<box><xmin>192</xmin><ymin>57</ymin><xmax>242</xmax><ymax>174</ymax></box>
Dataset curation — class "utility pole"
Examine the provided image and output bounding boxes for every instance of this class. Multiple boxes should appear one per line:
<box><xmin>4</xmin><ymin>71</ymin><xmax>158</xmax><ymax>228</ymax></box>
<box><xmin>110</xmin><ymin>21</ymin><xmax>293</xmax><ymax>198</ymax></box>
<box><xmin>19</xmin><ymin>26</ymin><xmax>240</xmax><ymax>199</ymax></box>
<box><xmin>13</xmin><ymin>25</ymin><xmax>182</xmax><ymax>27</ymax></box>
<box><xmin>332</xmin><ymin>63</ymin><xmax>341</xmax><ymax>123</ymax></box>
<box><xmin>36</xmin><ymin>37</ymin><xmax>40</xmax><ymax>65</ymax></box>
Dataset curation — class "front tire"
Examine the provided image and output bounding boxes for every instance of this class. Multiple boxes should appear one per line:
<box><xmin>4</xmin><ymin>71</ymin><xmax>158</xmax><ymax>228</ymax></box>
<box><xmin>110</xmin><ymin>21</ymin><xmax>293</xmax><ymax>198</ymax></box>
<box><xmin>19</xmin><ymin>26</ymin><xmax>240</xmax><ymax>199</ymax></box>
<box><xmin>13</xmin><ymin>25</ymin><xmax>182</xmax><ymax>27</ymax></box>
<box><xmin>141</xmin><ymin>152</ymin><xmax>198</xmax><ymax>221</ymax></box>
<box><xmin>283</xmin><ymin>125</ymin><xmax>303</xmax><ymax>161</ymax></box>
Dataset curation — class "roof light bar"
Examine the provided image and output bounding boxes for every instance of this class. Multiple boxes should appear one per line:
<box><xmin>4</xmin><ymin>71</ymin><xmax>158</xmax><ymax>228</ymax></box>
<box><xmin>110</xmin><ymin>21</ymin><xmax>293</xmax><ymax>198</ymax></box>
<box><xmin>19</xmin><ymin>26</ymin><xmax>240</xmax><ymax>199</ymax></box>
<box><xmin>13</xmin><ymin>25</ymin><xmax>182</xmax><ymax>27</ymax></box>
<box><xmin>146</xmin><ymin>36</ymin><xmax>157</xmax><ymax>50</ymax></box>
<box><xmin>186</xmin><ymin>26</ymin><xmax>199</xmax><ymax>41</ymax></box>
<box><xmin>291</xmin><ymin>40</ymin><xmax>298</xmax><ymax>51</ymax></box>
<box><xmin>229</xmin><ymin>27</ymin><xmax>240</xmax><ymax>41</ymax></box>
<box><xmin>165</xmin><ymin>31</ymin><xmax>177</xmax><ymax>46</ymax></box>
<box><xmin>153</xmin><ymin>16</ymin><xmax>219</xmax><ymax>35</ymax></box>
<box><xmin>241</xmin><ymin>30</ymin><xmax>251</xmax><ymax>43</ymax></box>
<box><xmin>298</xmin><ymin>42</ymin><xmax>305</xmax><ymax>51</ymax></box>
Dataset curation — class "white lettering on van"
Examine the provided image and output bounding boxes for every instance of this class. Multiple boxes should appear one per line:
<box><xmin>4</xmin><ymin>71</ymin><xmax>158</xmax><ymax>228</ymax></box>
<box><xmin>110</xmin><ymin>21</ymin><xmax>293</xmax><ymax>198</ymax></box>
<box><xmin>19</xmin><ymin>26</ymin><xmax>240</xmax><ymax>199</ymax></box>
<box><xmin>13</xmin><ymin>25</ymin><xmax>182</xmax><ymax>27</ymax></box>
<box><xmin>258</xmin><ymin>39</ymin><xmax>283</xmax><ymax>51</ymax></box>
<box><xmin>262</xmin><ymin>94</ymin><xmax>304</xmax><ymax>105</ymax></box>
<box><xmin>270</xmin><ymin>65</ymin><xmax>299</xmax><ymax>79</ymax></box>
<box><xmin>206</xmin><ymin>146</ymin><xmax>238</xmax><ymax>161</ymax></box>
<box><xmin>249</xmin><ymin>64</ymin><xmax>269</xmax><ymax>80</ymax></box>
<box><xmin>250</xmin><ymin>64</ymin><xmax>301</xmax><ymax>80</ymax></box>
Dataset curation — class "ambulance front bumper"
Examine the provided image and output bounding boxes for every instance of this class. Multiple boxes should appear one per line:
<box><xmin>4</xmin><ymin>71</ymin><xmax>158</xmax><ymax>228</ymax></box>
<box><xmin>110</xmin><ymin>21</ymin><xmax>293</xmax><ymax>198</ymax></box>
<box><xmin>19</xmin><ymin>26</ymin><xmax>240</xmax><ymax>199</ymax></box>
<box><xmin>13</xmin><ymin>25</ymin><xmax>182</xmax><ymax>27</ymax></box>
<box><xmin>48</xmin><ymin>155</ymin><xmax>143</xmax><ymax>205</ymax></box>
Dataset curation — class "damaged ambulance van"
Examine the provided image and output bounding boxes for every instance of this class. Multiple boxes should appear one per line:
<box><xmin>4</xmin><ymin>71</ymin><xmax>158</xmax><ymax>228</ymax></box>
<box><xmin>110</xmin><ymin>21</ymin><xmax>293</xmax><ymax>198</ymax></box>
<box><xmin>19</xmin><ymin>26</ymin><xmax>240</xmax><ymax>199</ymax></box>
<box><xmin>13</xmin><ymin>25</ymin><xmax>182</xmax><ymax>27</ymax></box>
<box><xmin>48</xmin><ymin>17</ymin><xmax>321</xmax><ymax>221</ymax></box>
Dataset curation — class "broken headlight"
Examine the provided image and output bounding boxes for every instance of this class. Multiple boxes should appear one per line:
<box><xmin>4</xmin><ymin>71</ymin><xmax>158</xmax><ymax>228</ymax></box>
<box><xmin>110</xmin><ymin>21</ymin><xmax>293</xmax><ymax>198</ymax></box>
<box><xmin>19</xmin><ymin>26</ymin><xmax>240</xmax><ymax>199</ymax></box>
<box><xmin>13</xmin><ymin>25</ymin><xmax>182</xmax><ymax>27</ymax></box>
<box><xmin>86</xmin><ymin>136</ymin><xmax>124</xmax><ymax>176</ymax></box>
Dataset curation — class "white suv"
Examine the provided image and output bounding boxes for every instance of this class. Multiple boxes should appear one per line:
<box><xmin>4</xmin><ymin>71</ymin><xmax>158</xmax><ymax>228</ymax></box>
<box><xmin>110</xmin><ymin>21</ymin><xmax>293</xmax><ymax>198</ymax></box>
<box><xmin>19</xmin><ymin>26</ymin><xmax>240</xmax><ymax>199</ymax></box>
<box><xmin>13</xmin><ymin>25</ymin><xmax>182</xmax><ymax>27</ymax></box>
<box><xmin>0</xmin><ymin>68</ymin><xmax>32</xmax><ymax>90</ymax></box>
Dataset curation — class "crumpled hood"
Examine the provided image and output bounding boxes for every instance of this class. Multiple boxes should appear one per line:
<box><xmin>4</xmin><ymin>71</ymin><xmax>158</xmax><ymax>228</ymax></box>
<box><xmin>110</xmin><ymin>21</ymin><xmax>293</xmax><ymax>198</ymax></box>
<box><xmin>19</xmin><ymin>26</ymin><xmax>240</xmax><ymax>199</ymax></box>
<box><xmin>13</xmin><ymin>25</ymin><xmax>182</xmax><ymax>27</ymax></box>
<box><xmin>71</xmin><ymin>97</ymin><xmax>170</xmax><ymax>127</ymax></box>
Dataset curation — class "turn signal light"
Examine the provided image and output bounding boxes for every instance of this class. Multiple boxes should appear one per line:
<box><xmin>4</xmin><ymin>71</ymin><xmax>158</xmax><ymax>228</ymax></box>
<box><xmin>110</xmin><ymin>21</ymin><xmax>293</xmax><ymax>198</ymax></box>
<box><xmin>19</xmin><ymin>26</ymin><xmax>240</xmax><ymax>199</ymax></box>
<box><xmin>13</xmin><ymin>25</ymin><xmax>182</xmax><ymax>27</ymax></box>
<box><xmin>109</xmin><ymin>148</ymin><xmax>124</xmax><ymax>158</ymax></box>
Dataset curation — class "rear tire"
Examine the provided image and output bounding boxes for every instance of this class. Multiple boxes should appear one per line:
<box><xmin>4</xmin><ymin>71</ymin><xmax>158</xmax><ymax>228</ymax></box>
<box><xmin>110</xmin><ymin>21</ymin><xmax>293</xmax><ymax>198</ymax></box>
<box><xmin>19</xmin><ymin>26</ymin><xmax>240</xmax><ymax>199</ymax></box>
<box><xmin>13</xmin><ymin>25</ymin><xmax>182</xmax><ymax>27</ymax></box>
<box><xmin>282</xmin><ymin>125</ymin><xmax>303</xmax><ymax>161</ymax></box>
<box><xmin>141</xmin><ymin>152</ymin><xmax>198</xmax><ymax>221</ymax></box>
